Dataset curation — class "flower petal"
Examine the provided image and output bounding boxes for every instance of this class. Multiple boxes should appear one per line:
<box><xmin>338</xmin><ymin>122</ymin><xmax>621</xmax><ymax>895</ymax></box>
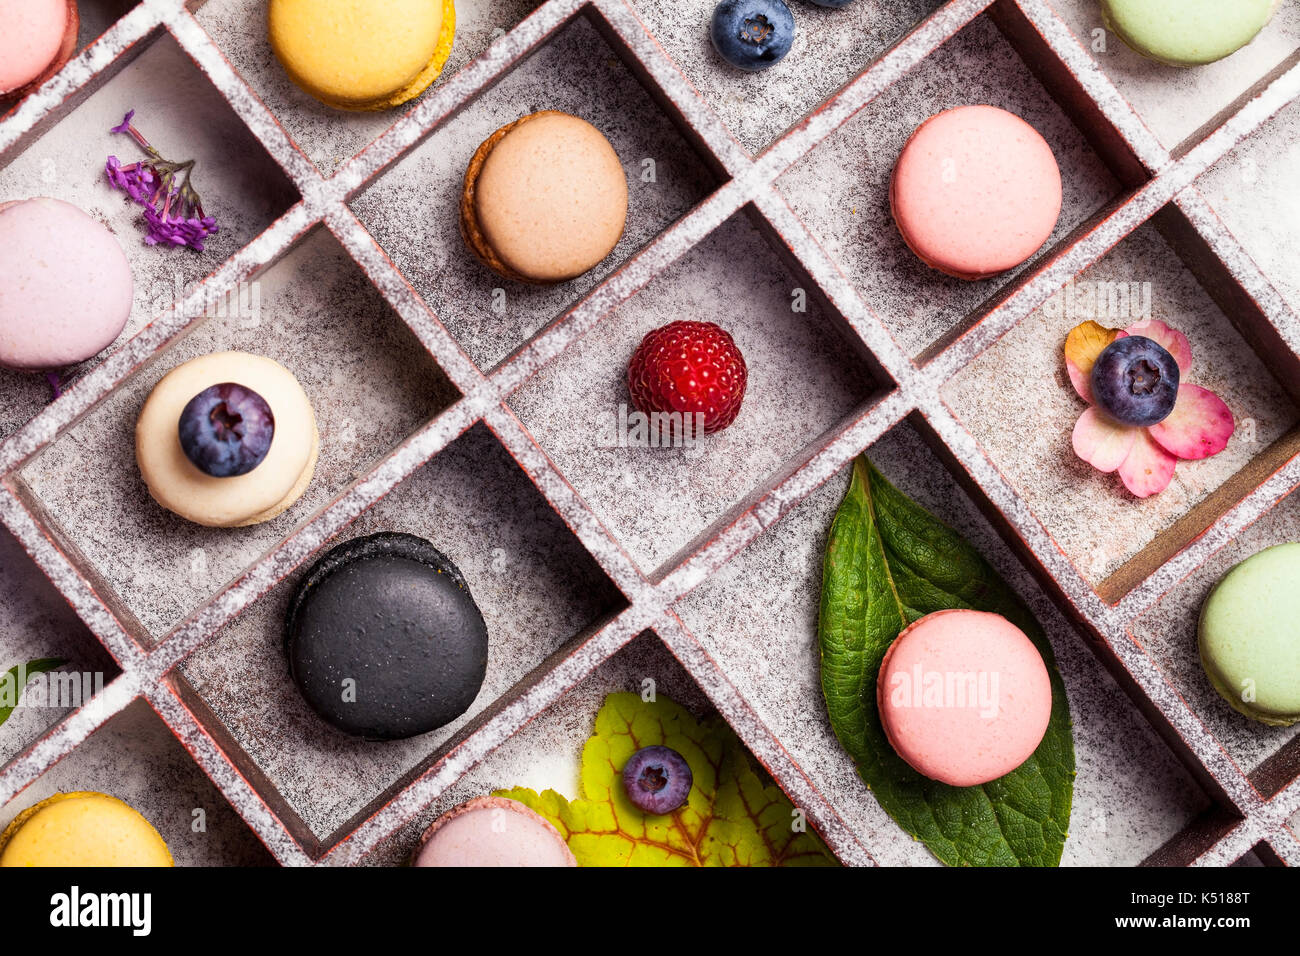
<box><xmin>1118</xmin><ymin>429</ymin><xmax>1178</xmax><ymax>498</ymax></box>
<box><xmin>1064</xmin><ymin>320</ymin><xmax>1119</xmax><ymax>404</ymax></box>
<box><xmin>1072</xmin><ymin>408</ymin><xmax>1137</xmax><ymax>473</ymax></box>
<box><xmin>1149</xmin><ymin>384</ymin><xmax>1234</xmax><ymax>461</ymax></box>
<box><xmin>1124</xmin><ymin>319</ymin><xmax>1192</xmax><ymax>375</ymax></box>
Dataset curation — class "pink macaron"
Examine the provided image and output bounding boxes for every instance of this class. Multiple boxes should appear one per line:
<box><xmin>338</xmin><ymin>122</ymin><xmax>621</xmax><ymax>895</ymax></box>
<box><xmin>891</xmin><ymin>105</ymin><xmax>1062</xmax><ymax>281</ymax></box>
<box><xmin>0</xmin><ymin>198</ymin><xmax>133</xmax><ymax>371</ymax></box>
<box><xmin>877</xmin><ymin>609</ymin><xmax>1052</xmax><ymax>788</ymax></box>
<box><xmin>0</xmin><ymin>0</ymin><xmax>79</xmax><ymax>102</ymax></box>
<box><xmin>413</xmin><ymin>796</ymin><xmax>577</xmax><ymax>867</ymax></box>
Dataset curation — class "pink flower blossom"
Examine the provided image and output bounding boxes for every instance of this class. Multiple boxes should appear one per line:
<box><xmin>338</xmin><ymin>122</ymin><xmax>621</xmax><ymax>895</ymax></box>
<box><xmin>1065</xmin><ymin>318</ymin><xmax>1234</xmax><ymax>498</ymax></box>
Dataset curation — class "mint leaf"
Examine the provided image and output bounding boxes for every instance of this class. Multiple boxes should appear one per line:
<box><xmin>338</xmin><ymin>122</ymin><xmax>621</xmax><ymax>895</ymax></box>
<box><xmin>819</xmin><ymin>457</ymin><xmax>1074</xmax><ymax>866</ymax></box>
<box><xmin>498</xmin><ymin>692</ymin><xmax>837</xmax><ymax>866</ymax></box>
<box><xmin>0</xmin><ymin>658</ymin><xmax>68</xmax><ymax>729</ymax></box>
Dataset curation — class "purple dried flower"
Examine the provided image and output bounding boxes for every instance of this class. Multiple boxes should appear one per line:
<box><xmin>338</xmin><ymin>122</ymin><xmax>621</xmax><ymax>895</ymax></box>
<box><xmin>105</xmin><ymin>156</ymin><xmax>158</xmax><ymax>205</ymax></box>
<box><xmin>104</xmin><ymin>109</ymin><xmax>219</xmax><ymax>253</ymax></box>
<box><xmin>141</xmin><ymin>204</ymin><xmax>219</xmax><ymax>252</ymax></box>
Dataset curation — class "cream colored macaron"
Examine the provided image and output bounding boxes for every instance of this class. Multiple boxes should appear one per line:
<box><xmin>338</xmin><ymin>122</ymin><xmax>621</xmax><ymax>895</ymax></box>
<box><xmin>0</xmin><ymin>792</ymin><xmax>172</xmax><ymax>867</ymax></box>
<box><xmin>460</xmin><ymin>111</ymin><xmax>628</xmax><ymax>284</ymax></box>
<box><xmin>136</xmin><ymin>351</ymin><xmax>318</xmax><ymax>528</ymax></box>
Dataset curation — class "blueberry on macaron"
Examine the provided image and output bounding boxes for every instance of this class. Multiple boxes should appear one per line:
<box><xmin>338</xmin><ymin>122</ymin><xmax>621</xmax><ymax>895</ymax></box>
<box><xmin>710</xmin><ymin>0</ymin><xmax>796</xmax><ymax>72</ymax></box>
<box><xmin>285</xmin><ymin>532</ymin><xmax>489</xmax><ymax>740</ymax></box>
<box><xmin>178</xmin><ymin>383</ymin><xmax>275</xmax><ymax>478</ymax></box>
<box><xmin>136</xmin><ymin>351</ymin><xmax>319</xmax><ymax>528</ymax></box>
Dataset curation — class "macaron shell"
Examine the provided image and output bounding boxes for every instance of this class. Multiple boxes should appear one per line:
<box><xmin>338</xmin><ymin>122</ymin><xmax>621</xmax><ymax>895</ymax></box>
<box><xmin>877</xmin><ymin>609</ymin><xmax>1053</xmax><ymax>788</ymax></box>
<box><xmin>0</xmin><ymin>197</ymin><xmax>133</xmax><ymax>370</ymax></box>
<box><xmin>230</xmin><ymin>427</ymin><xmax>320</xmax><ymax>527</ymax></box>
<box><xmin>268</xmin><ymin>0</ymin><xmax>455</xmax><ymax>110</ymax></box>
<box><xmin>1102</xmin><ymin>0</ymin><xmax>1278</xmax><ymax>67</ymax></box>
<box><xmin>470</xmin><ymin>112</ymin><xmax>628</xmax><ymax>283</ymax></box>
<box><xmin>0</xmin><ymin>792</ymin><xmax>173</xmax><ymax>867</ymax></box>
<box><xmin>459</xmin><ymin>112</ymin><xmax>544</xmax><ymax>284</ymax></box>
<box><xmin>414</xmin><ymin>796</ymin><xmax>576</xmax><ymax>867</ymax></box>
<box><xmin>0</xmin><ymin>0</ymin><xmax>75</xmax><ymax>97</ymax></box>
<box><xmin>1198</xmin><ymin>542</ymin><xmax>1300</xmax><ymax>725</ymax></box>
<box><xmin>136</xmin><ymin>351</ymin><xmax>318</xmax><ymax>528</ymax></box>
<box><xmin>891</xmin><ymin>105</ymin><xmax>1062</xmax><ymax>280</ymax></box>
<box><xmin>285</xmin><ymin>533</ymin><xmax>489</xmax><ymax>740</ymax></box>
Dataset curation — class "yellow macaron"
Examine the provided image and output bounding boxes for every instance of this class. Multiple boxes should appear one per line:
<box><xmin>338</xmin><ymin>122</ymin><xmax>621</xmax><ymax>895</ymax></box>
<box><xmin>268</xmin><ymin>0</ymin><xmax>456</xmax><ymax>111</ymax></box>
<box><xmin>0</xmin><ymin>792</ymin><xmax>173</xmax><ymax>867</ymax></box>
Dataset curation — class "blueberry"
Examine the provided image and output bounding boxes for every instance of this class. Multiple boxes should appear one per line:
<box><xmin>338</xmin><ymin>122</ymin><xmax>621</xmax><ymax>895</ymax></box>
<box><xmin>622</xmin><ymin>745</ymin><xmax>693</xmax><ymax>815</ymax></box>
<box><xmin>807</xmin><ymin>0</ymin><xmax>853</xmax><ymax>6</ymax></box>
<box><xmin>178</xmin><ymin>382</ymin><xmax>275</xmax><ymax>477</ymax></box>
<box><xmin>1091</xmin><ymin>336</ymin><xmax>1180</xmax><ymax>427</ymax></box>
<box><xmin>710</xmin><ymin>0</ymin><xmax>795</xmax><ymax>72</ymax></box>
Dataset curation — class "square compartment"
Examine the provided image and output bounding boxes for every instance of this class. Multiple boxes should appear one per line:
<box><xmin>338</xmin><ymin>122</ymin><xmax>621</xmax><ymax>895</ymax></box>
<box><xmin>776</xmin><ymin>13</ymin><xmax>1122</xmax><ymax>358</ymax></box>
<box><xmin>0</xmin><ymin>698</ymin><xmax>275</xmax><ymax>865</ymax></box>
<box><xmin>941</xmin><ymin>218</ymin><xmax>1299</xmax><ymax>600</ymax></box>
<box><xmin>192</xmin><ymin>0</ymin><xmax>542</xmax><ymax>175</ymax></box>
<box><xmin>0</xmin><ymin>30</ymin><xmax>300</xmax><ymax>442</ymax></box>
<box><xmin>1131</xmin><ymin>487</ymin><xmax>1300</xmax><ymax>797</ymax></box>
<box><xmin>1044</xmin><ymin>0</ymin><xmax>1300</xmax><ymax>153</ymax></box>
<box><xmin>359</xmin><ymin>629</ymin><xmax>820</xmax><ymax>866</ymax></box>
<box><xmin>14</xmin><ymin>226</ymin><xmax>458</xmax><ymax>643</ymax></box>
<box><xmin>350</xmin><ymin>11</ymin><xmax>720</xmax><ymax>371</ymax></box>
<box><xmin>1196</xmin><ymin>95</ymin><xmax>1300</xmax><ymax>314</ymax></box>
<box><xmin>630</xmin><ymin>0</ymin><xmax>945</xmax><ymax>155</ymax></box>
<box><xmin>507</xmin><ymin>206</ymin><xmax>884</xmax><ymax>577</ymax></box>
<box><xmin>0</xmin><ymin>525</ymin><xmax>119</xmax><ymax>768</ymax></box>
<box><xmin>176</xmin><ymin>423</ymin><xmax>627</xmax><ymax>850</ymax></box>
<box><xmin>674</xmin><ymin>418</ymin><xmax>1212</xmax><ymax>865</ymax></box>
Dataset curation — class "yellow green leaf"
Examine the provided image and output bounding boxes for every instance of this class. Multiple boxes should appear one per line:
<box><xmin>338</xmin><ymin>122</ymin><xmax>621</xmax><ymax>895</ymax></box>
<box><xmin>496</xmin><ymin>693</ymin><xmax>837</xmax><ymax>867</ymax></box>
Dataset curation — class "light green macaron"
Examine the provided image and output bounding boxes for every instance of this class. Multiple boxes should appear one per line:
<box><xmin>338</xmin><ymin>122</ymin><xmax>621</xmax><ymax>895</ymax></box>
<box><xmin>1102</xmin><ymin>0</ymin><xmax>1279</xmax><ymax>67</ymax></box>
<box><xmin>1198</xmin><ymin>542</ymin><xmax>1300</xmax><ymax>727</ymax></box>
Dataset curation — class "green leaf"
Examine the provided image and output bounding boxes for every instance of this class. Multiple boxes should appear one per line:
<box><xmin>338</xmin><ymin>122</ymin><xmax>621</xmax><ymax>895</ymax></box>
<box><xmin>818</xmin><ymin>457</ymin><xmax>1074</xmax><ymax>866</ymax></box>
<box><xmin>0</xmin><ymin>658</ymin><xmax>68</xmax><ymax>729</ymax></box>
<box><xmin>497</xmin><ymin>692</ymin><xmax>837</xmax><ymax>866</ymax></box>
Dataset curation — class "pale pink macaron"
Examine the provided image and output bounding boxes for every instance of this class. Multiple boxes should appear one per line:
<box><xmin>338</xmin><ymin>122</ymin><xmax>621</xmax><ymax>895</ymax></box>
<box><xmin>413</xmin><ymin>796</ymin><xmax>577</xmax><ymax>867</ymax></box>
<box><xmin>0</xmin><ymin>0</ymin><xmax>79</xmax><ymax>101</ymax></box>
<box><xmin>890</xmin><ymin>105</ymin><xmax>1062</xmax><ymax>280</ymax></box>
<box><xmin>0</xmin><ymin>198</ymin><xmax>133</xmax><ymax>371</ymax></box>
<box><xmin>877</xmin><ymin>609</ymin><xmax>1052</xmax><ymax>788</ymax></box>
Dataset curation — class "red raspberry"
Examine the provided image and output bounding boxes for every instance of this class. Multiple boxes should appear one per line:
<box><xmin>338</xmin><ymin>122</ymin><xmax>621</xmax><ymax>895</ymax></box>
<box><xmin>627</xmin><ymin>321</ymin><xmax>748</xmax><ymax>435</ymax></box>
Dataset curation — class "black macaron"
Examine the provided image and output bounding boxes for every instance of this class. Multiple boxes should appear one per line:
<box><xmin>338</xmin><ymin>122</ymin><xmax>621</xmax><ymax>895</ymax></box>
<box><xmin>285</xmin><ymin>532</ymin><xmax>489</xmax><ymax>740</ymax></box>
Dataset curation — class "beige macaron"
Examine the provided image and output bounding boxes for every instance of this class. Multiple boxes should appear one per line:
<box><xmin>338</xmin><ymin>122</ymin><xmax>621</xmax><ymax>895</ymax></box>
<box><xmin>460</xmin><ymin>111</ymin><xmax>628</xmax><ymax>284</ymax></box>
<box><xmin>136</xmin><ymin>351</ymin><xmax>319</xmax><ymax>528</ymax></box>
